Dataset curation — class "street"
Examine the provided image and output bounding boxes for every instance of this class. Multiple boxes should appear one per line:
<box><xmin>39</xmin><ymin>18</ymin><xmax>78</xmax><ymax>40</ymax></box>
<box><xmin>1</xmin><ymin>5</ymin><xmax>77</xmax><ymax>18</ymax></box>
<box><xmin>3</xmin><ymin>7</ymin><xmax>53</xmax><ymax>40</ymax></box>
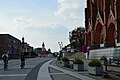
<box><xmin>0</xmin><ymin>57</ymin><xmax>52</xmax><ymax>80</ymax></box>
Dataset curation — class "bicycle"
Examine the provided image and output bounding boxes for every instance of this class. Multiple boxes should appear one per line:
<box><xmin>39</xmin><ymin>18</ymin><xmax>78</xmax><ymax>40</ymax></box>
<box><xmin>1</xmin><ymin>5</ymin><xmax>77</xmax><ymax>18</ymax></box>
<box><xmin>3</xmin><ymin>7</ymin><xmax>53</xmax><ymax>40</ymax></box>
<box><xmin>20</xmin><ymin>61</ymin><xmax>25</xmax><ymax>69</ymax></box>
<box><xmin>4</xmin><ymin>60</ymin><xmax>8</xmax><ymax>71</ymax></box>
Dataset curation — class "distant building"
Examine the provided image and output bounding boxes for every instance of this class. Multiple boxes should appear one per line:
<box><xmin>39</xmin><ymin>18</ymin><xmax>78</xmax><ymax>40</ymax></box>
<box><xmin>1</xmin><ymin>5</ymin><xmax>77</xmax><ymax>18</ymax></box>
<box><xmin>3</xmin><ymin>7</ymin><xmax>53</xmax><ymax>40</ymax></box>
<box><xmin>35</xmin><ymin>42</ymin><xmax>49</xmax><ymax>57</ymax></box>
<box><xmin>21</xmin><ymin>37</ymin><xmax>33</xmax><ymax>57</ymax></box>
<box><xmin>41</xmin><ymin>42</ymin><xmax>49</xmax><ymax>56</ymax></box>
<box><xmin>0</xmin><ymin>34</ymin><xmax>21</xmax><ymax>59</ymax></box>
<box><xmin>34</xmin><ymin>48</ymin><xmax>42</xmax><ymax>56</ymax></box>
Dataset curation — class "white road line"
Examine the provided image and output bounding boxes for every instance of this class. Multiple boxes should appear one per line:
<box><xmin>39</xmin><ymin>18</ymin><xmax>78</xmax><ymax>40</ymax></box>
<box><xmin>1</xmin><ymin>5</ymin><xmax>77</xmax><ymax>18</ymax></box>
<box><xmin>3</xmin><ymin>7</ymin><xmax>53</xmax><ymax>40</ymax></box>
<box><xmin>0</xmin><ymin>74</ymin><xmax>27</xmax><ymax>77</ymax></box>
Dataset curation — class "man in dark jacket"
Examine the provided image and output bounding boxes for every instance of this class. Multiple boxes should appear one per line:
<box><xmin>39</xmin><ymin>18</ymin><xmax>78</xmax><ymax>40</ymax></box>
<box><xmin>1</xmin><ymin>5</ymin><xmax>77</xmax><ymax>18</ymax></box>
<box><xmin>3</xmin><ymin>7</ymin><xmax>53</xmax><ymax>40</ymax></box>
<box><xmin>20</xmin><ymin>53</ymin><xmax>25</xmax><ymax>69</ymax></box>
<box><xmin>2</xmin><ymin>51</ymin><xmax>9</xmax><ymax>70</ymax></box>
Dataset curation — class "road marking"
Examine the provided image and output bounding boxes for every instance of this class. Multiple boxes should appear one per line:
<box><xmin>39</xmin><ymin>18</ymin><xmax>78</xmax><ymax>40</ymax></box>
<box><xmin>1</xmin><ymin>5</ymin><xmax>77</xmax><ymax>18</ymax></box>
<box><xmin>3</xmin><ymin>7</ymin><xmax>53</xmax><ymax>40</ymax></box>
<box><xmin>0</xmin><ymin>74</ymin><xmax>27</xmax><ymax>77</ymax></box>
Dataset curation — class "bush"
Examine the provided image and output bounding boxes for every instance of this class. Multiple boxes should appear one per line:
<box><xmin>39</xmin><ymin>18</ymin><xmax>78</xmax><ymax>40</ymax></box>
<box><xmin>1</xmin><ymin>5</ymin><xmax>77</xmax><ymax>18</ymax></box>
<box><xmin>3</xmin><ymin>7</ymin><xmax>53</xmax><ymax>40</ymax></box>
<box><xmin>62</xmin><ymin>57</ymin><xmax>69</xmax><ymax>62</ymax></box>
<box><xmin>100</xmin><ymin>56</ymin><xmax>107</xmax><ymax>61</ymax></box>
<box><xmin>74</xmin><ymin>58</ymin><xmax>83</xmax><ymax>64</ymax></box>
<box><xmin>88</xmin><ymin>59</ymin><xmax>102</xmax><ymax>67</ymax></box>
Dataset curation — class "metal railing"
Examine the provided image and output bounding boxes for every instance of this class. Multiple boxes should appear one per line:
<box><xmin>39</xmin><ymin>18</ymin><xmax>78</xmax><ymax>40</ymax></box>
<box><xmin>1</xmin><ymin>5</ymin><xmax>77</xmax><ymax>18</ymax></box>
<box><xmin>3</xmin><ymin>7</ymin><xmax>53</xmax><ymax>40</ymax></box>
<box><xmin>89</xmin><ymin>42</ymin><xmax>115</xmax><ymax>50</ymax></box>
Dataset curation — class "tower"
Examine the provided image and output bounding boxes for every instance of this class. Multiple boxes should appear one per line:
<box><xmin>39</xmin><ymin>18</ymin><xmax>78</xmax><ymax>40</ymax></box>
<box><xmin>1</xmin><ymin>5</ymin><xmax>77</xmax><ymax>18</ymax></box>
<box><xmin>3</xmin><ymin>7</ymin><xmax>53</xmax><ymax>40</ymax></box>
<box><xmin>42</xmin><ymin>42</ymin><xmax>46</xmax><ymax>51</ymax></box>
<box><xmin>22</xmin><ymin>37</ymin><xmax>24</xmax><ymax>43</ymax></box>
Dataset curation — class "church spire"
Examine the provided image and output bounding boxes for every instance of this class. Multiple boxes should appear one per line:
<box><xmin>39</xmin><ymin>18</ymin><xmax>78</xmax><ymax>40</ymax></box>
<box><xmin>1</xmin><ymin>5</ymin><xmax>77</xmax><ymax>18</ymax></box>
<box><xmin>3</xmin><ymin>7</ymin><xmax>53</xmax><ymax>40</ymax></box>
<box><xmin>42</xmin><ymin>42</ymin><xmax>46</xmax><ymax>51</ymax></box>
<box><xmin>22</xmin><ymin>37</ymin><xmax>24</xmax><ymax>43</ymax></box>
<box><xmin>42</xmin><ymin>42</ymin><xmax>45</xmax><ymax>48</ymax></box>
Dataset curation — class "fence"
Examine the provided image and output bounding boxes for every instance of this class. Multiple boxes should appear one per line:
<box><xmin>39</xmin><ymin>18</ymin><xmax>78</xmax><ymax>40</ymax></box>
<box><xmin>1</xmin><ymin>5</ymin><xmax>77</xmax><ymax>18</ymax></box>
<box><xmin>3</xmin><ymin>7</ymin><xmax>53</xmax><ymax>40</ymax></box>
<box><xmin>89</xmin><ymin>47</ymin><xmax>120</xmax><ymax>59</ymax></box>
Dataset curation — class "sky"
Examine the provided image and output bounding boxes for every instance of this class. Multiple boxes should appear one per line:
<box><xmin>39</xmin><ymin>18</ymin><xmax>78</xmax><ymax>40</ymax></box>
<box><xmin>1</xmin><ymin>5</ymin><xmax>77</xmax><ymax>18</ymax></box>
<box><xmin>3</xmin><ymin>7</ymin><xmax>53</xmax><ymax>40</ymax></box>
<box><xmin>0</xmin><ymin>0</ymin><xmax>86</xmax><ymax>52</ymax></box>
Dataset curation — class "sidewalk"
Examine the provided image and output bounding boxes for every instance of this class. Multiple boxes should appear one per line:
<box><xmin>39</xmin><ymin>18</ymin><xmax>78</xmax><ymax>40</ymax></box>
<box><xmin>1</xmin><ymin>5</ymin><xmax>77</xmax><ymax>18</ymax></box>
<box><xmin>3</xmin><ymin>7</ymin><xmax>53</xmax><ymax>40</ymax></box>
<box><xmin>49</xmin><ymin>59</ymin><xmax>105</xmax><ymax>80</ymax></box>
<box><xmin>37</xmin><ymin>59</ymin><xmax>105</xmax><ymax>80</ymax></box>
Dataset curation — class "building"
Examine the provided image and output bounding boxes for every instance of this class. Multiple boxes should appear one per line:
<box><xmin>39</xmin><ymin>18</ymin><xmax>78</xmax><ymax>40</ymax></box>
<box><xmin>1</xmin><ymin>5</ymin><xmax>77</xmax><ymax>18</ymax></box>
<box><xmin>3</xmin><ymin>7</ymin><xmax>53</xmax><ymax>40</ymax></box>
<box><xmin>0</xmin><ymin>34</ymin><xmax>21</xmax><ymax>59</ymax></box>
<box><xmin>85</xmin><ymin>0</ymin><xmax>120</xmax><ymax>59</ymax></box>
<box><xmin>21</xmin><ymin>37</ymin><xmax>34</xmax><ymax>58</ymax></box>
<box><xmin>35</xmin><ymin>42</ymin><xmax>49</xmax><ymax>57</ymax></box>
<box><xmin>41</xmin><ymin>42</ymin><xmax>49</xmax><ymax>56</ymax></box>
<box><xmin>34</xmin><ymin>48</ymin><xmax>42</xmax><ymax>56</ymax></box>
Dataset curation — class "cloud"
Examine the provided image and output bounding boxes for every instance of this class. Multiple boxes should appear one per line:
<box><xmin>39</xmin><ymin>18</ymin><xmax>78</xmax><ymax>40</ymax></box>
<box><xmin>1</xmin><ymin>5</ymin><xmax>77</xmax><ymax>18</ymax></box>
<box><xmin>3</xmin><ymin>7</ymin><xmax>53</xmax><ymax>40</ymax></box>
<box><xmin>14</xmin><ymin>17</ymin><xmax>32</xmax><ymax>23</ymax></box>
<box><xmin>55</xmin><ymin>0</ymin><xmax>85</xmax><ymax>19</ymax></box>
<box><xmin>18</xmin><ymin>23</ymin><xmax>69</xmax><ymax>51</ymax></box>
<box><xmin>25</xmin><ymin>23</ymin><xmax>68</xmax><ymax>36</ymax></box>
<box><xmin>54</xmin><ymin>0</ymin><xmax>86</xmax><ymax>31</ymax></box>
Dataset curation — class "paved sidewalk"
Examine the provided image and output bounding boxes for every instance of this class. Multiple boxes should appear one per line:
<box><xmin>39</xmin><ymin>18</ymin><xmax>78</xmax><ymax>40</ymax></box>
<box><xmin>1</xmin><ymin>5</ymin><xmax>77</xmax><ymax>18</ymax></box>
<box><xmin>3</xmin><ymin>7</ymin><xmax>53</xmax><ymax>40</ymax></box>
<box><xmin>51</xmin><ymin>59</ymin><xmax>120</xmax><ymax>80</ymax></box>
<box><xmin>37</xmin><ymin>60</ymin><xmax>52</xmax><ymax>80</ymax></box>
<box><xmin>37</xmin><ymin>59</ymin><xmax>97</xmax><ymax>80</ymax></box>
<box><xmin>49</xmin><ymin>64</ymin><xmax>95</xmax><ymax>80</ymax></box>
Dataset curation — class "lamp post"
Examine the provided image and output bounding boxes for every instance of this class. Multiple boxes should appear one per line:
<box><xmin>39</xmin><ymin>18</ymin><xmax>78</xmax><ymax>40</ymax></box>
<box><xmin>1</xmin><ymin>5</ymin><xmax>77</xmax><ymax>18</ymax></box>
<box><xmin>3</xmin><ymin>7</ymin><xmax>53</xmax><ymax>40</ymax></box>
<box><xmin>84</xmin><ymin>31</ymin><xmax>87</xmax><ymax>45</ymax></box>
<box><xmin>21</xmin><ymin>37</ymin><xmax>25</xmax><ymax>56</ymax></box>
<box><xmin>87</xmin><ymin>46</ymin><xmax>90</xmax><ymax>59</ymax></box>
<box><xmin>58</xmin><ymin>42</ymin><xmax>63</xmax><ymax>51</ymax></box>
<box><xmin>58</xmin><ymin>41</ymin><xmax>64</xmax><ymax>58</ymax></box>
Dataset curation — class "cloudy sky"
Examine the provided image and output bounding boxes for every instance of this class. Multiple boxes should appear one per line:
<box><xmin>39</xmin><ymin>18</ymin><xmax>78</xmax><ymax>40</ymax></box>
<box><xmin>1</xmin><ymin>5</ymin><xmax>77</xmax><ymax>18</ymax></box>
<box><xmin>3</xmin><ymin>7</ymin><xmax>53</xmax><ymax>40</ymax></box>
<box><xmin>0</xmin><ymin>0</ymin><xmax>86</xmax><ymax>52</ymax></box>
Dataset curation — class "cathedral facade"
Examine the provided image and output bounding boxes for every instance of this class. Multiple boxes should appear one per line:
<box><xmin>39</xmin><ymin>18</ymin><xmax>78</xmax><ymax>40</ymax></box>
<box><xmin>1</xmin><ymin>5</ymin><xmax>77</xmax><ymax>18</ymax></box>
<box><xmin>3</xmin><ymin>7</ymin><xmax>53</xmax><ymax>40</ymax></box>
<box><xmin>85</xmin><ymin>0</ymin><xmax>120</xmax><ymax>49</ymax></box>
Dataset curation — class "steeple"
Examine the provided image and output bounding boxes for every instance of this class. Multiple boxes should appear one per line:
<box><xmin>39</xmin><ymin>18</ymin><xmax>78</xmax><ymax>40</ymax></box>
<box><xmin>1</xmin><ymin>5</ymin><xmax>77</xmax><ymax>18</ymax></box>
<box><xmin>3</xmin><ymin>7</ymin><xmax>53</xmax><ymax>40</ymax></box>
<box><xmin>22</xmin><ymin>37</ymin><xmax>24</xmax><ymax>43</ymax></box>
<box><xmin>42</xmin><ymin>42</ymin><xmax>46</xmax><ymax>51</ymax></box>
<box><xmin>42</xmin><ymin>42</ymin><xmax>45</xmax><ymax>48</ymax></box>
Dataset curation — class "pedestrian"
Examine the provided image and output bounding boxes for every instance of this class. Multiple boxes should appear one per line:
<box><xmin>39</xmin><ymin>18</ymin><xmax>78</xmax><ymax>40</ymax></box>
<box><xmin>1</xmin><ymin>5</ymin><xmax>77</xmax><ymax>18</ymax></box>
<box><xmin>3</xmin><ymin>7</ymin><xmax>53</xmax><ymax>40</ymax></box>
<box><xmin>2</xmin><ymin>51</ymin><xmax>9</xmax><ymax>70</ymax></box>
<box><xmin>20</xmin><ymin>53</ymin><xmax>25</xmax><ymax>69</ymax></box>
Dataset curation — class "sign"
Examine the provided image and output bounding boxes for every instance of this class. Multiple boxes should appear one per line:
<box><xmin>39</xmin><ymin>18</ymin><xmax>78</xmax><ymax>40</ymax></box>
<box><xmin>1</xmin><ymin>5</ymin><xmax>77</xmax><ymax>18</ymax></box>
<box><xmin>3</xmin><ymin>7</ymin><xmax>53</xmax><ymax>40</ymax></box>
<box><xmin>117</xmin><ymin>43</ymin><xmax>120</xmax><ymax>47</ymax></box>
<box><xmin>100</xmin><ymin>44</ymin><xmax>104</xmax><ymax>48</ymax></box>
<box><xmin>82</xmin><ymin>44</ymin><xmax>87</xmax><ymax>53</ymax></box>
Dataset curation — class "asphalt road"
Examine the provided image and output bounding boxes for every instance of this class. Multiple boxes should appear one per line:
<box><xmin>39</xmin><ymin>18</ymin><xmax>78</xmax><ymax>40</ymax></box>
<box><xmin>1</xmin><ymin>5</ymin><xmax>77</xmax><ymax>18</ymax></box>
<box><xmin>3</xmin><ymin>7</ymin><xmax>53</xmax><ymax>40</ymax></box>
<box><xmin>0</xmin><ymin>57</ymin><xmax>52</xmax><ymax>80</ymax></box>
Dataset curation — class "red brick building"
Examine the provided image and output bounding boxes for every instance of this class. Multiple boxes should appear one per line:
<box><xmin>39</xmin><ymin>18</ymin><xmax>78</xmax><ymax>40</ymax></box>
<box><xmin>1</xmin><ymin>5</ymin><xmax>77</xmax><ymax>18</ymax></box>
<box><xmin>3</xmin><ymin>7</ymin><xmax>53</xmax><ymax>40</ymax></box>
<box><xmin>85</xmin><ymin>0</ymin><xmax>120</xmax><ymax>49</ymax></box>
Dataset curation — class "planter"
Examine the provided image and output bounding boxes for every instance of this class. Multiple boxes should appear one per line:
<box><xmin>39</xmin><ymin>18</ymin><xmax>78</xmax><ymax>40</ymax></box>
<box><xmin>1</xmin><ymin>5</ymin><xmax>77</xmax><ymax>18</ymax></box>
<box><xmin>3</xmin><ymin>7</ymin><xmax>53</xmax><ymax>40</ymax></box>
<box><xmin>62</xmin><ymin>57</ymin><xmax>69</xmax><ymax>67</ymax></box>
<box><xmin>73</xmin><ymin>64</ymin><xmax>84</xmax><ymax>71</ymax></box>
<box><xmin>69</xmin><ymin>59</ymin><xmax>74</xmax><ymax>68</ymax></box>
<box><xmin>63</xmin><ymin>61</ymin><xmax>69</xmax><ymax>67</ymax></box>
<box><xmin>88</xmin><ymin>66</ymin><xmax>103</xmax><ymax>75</ymax></box>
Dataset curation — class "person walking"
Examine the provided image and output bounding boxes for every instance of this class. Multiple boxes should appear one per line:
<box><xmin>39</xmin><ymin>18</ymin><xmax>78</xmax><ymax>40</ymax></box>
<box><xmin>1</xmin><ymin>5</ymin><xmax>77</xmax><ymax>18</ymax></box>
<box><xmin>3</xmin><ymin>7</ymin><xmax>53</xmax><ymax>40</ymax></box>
<box><xmin>20</xmin><ymin>53</ymin><xmax>25</xmax><ymax>69</ymax></box>
<box><xmin>2</xmin><ymin>51</ymin><xmax>9</xmax><ymax>71</ymax></box>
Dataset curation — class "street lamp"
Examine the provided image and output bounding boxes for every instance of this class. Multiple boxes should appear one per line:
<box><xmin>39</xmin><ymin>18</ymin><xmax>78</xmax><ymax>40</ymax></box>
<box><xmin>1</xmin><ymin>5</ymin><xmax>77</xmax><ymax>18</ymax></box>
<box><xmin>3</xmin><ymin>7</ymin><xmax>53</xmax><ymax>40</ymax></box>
<box><xmin>87</xmin><ymin>46</ymin><xmax>90</xmax><ymax>59</ymax></box>
<box><xmin>58</xmin><ymin>42</ymin><xmax>64</xmax><ymax>58</ymax></box>
<box><xmin>58</xmin><ymin>42</ymin><xmax>63</xmax><ymax>50</ymax></box>
<box><xmin>21</xmin><ymin>37</ymin><xmax>25</xmax><ymax>56</ymax></box>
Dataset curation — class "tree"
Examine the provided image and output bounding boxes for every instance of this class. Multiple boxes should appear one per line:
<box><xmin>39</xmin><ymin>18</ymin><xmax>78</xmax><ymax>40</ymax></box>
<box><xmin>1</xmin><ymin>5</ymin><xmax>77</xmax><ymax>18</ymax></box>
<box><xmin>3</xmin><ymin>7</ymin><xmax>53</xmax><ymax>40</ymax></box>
<box><xmin>69</xmin><ymin>27</ymin><xmax>85</xmax><ymax>52</ymax></box>
<box><xmin>48</xmin><ymin>48</ymin><xmax>52</xmax><ymax>54</ymax></box>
